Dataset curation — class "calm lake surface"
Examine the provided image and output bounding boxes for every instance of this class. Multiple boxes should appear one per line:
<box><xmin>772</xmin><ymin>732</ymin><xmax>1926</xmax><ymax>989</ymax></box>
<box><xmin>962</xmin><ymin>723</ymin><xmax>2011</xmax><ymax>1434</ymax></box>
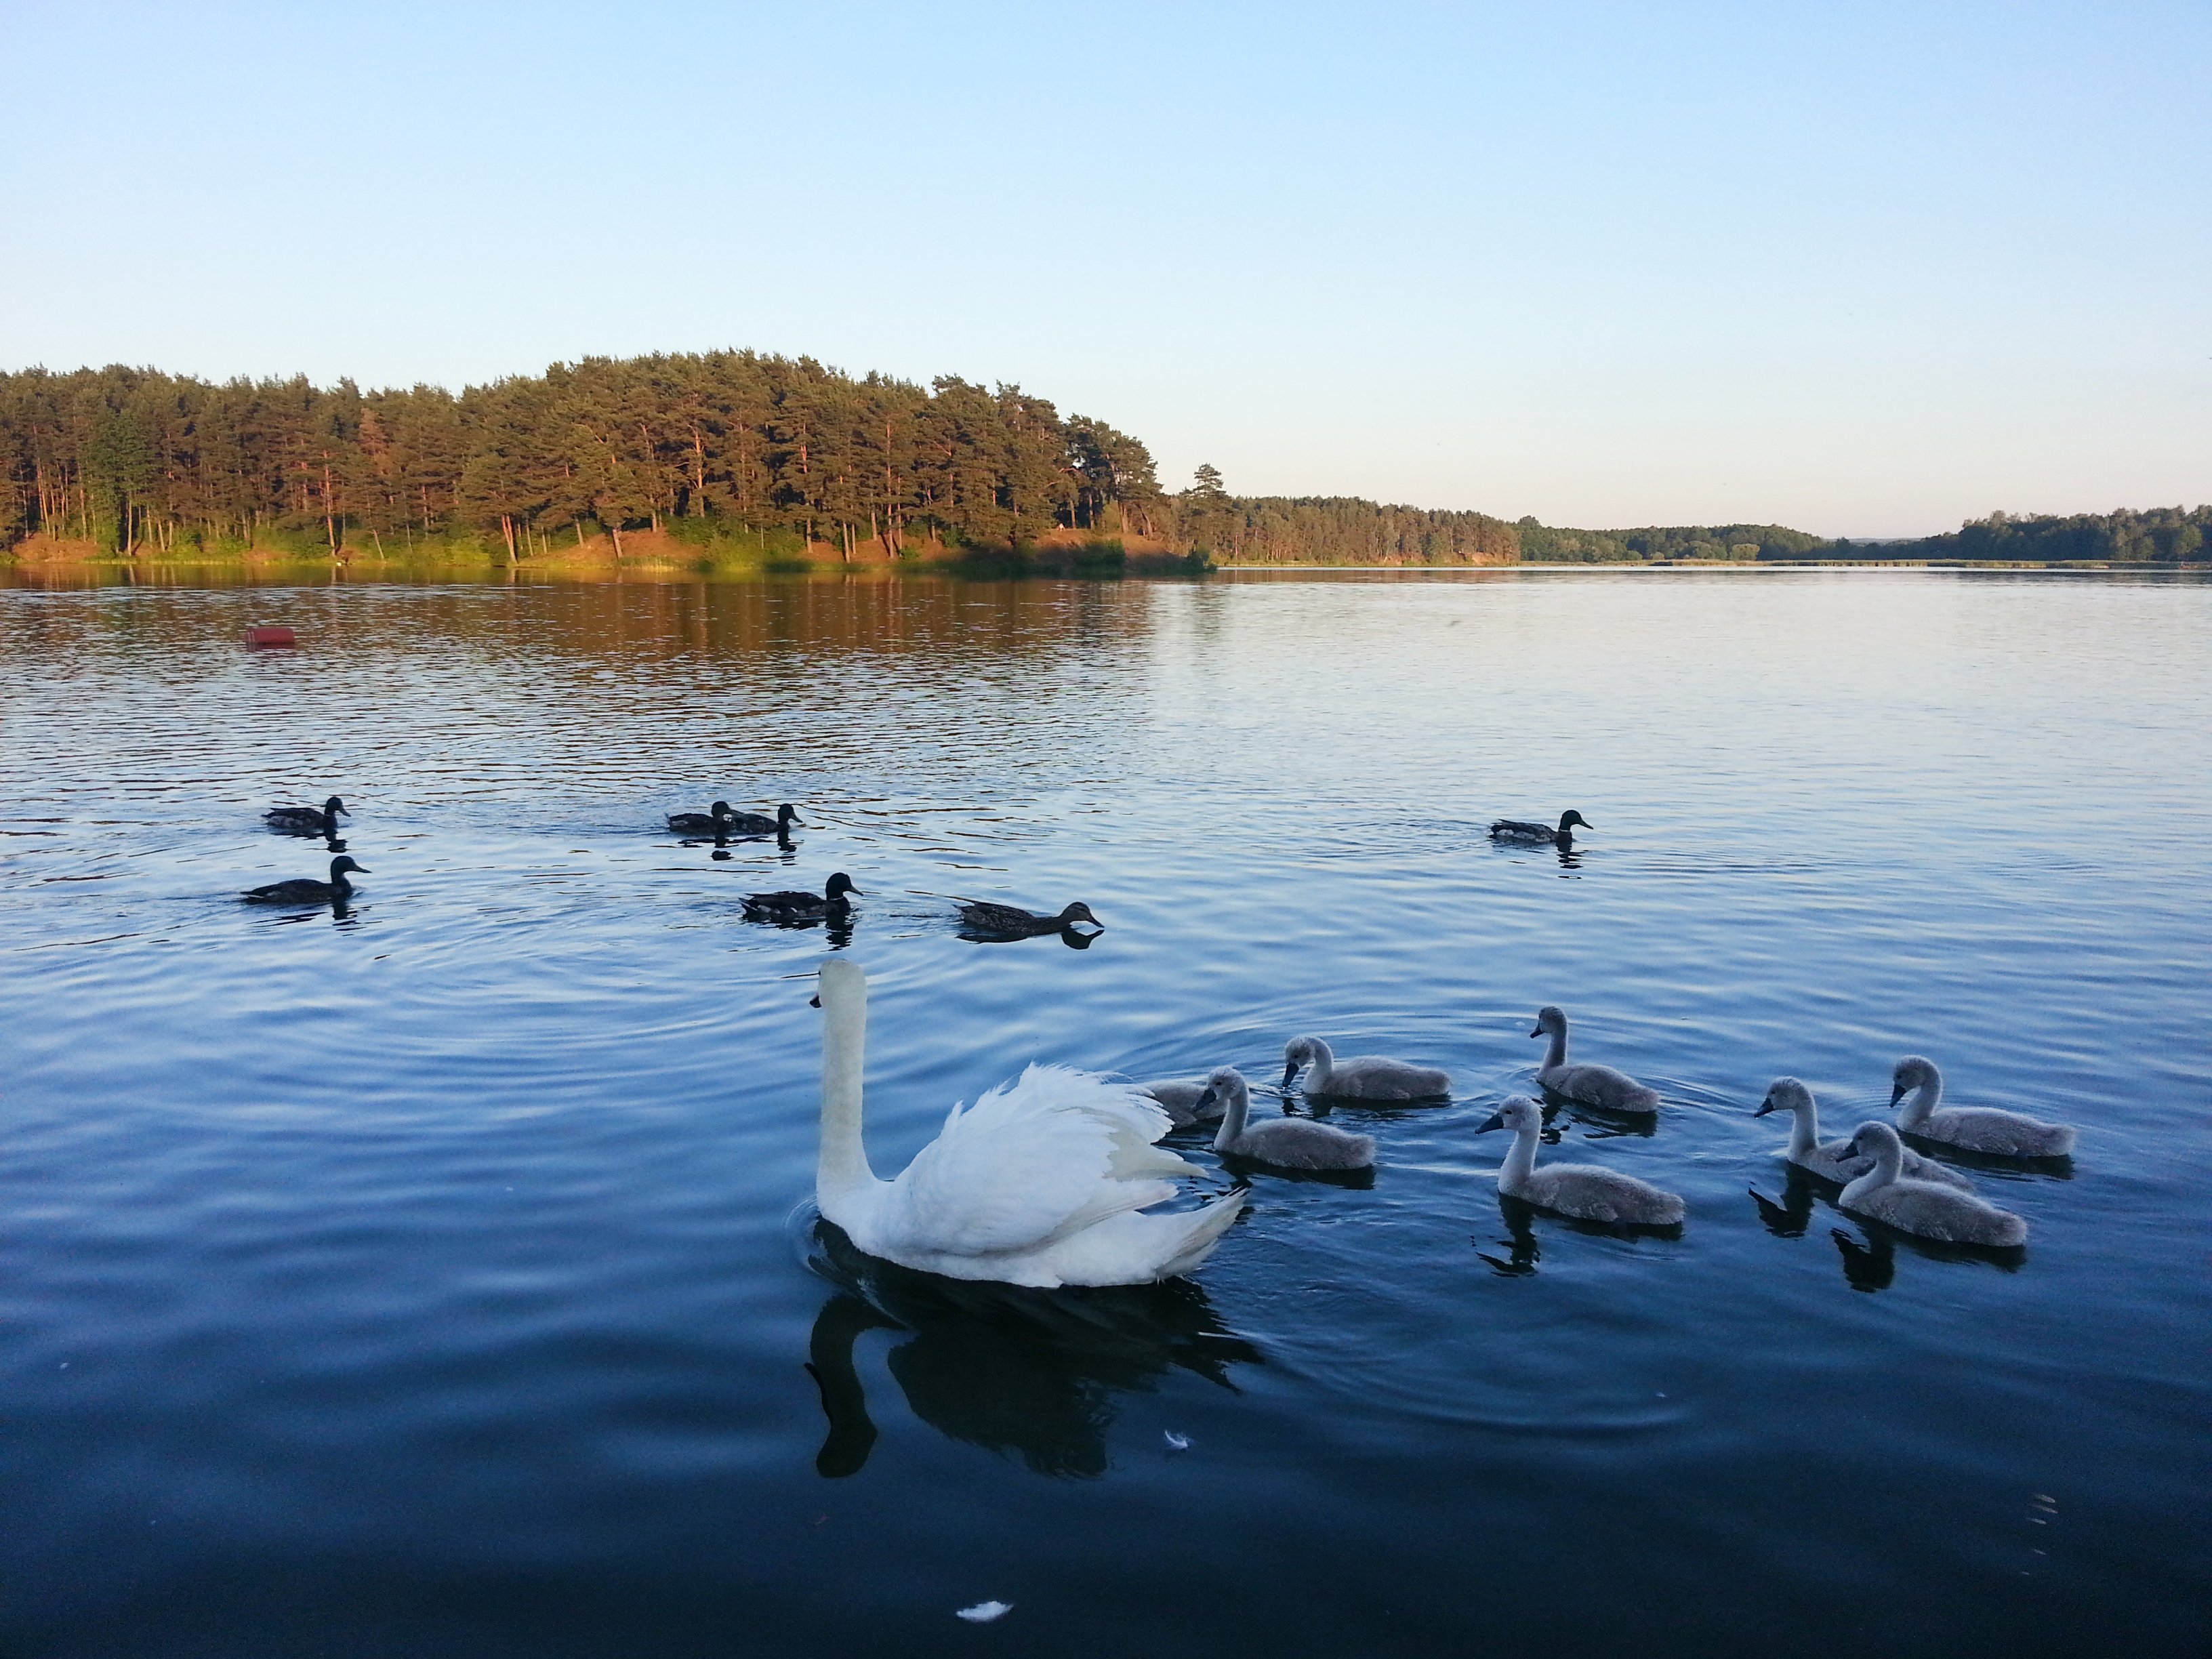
<box><xmin>1</xmin><ymin>567</ymin><xmax>2207</xmax><ymax>1658</ymax></box>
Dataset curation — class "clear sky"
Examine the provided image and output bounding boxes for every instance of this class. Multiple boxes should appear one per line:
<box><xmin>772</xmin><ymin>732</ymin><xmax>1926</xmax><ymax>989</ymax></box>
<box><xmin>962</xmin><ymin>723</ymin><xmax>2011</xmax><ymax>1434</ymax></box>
<box><xmin>3</xmin><ymin>1</ymin><xmax>2205</xmax><ymax>537</ymax></box>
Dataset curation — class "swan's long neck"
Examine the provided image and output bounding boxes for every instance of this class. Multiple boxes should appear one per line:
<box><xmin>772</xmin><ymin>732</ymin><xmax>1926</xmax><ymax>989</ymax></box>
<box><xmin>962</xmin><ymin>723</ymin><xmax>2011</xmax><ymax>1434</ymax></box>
<box><xmin>1787</xmin><ymin>1101</ymin><xmax>1820</xmax><ymax>1160</ymax></box>
<box><xmin>817</xmin><ymin>985</ymin><xmax>877</xmax><ymax>1210</ymax></box>
<box><xmin>1501</xmin><ymin>1120</ymin><xmax>1540</xmax><ymax>1193</ymax></box>
<box><xmin>1870</xmin><ymin>1134</ymin><xmax>1904</xmax><ymax>1184</ymax></box>
<box><xmin>1305</xmin><ymin>1040</ymin><xmax>1334</xmax><ymax>1090</ymax></box>
<box><xmin>1541</xmin><ymin>1023</ymin><xmax>1567</xmax><ymax>1072</ymax></box>
<box><xmin>1212</xmin><ymin>1077</ymin><xmax>1251</xmax><ymax>1151</ymax></box>
<box><xmin>1898</xmin><ymin>1069</ymin><xmax>1941</xmax><ymax>1128</ymax></box>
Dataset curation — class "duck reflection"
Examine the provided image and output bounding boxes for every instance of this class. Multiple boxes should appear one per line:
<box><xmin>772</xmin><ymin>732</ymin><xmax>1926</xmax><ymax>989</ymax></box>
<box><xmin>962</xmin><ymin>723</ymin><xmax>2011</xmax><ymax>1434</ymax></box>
<box><xmin>1473</xmin><ymin>1194</ymin><xmax>1544</xmax><ymax>1276</ymax></box>
<box><xmin>1748</xmin><ymin>1164</ymin><xmax>1823</xmax><ymax>1237</ymax></box>
<box><xmin>802</xmin><ymin>1218</ymin><xmax>1259</xmax><ymax>1479</ymax></box>
<box><xmin>1826</xmin><ymin>1219</ymin><xmax>2026</xmax><ymax>1292</ymax></box>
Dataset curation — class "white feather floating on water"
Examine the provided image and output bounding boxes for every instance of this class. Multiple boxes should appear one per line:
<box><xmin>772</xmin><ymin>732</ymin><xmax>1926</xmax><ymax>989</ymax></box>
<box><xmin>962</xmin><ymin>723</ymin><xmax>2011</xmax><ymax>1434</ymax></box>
<box><xmin>1164</xmin><ymin>1431</ymin><xmax>1191</xmax><ymax>1452</ymax></box>
<box><xmin>956</xmin><ymin>1601</ymin><xmax>1012</xmax><ymax>1623</ymax></box>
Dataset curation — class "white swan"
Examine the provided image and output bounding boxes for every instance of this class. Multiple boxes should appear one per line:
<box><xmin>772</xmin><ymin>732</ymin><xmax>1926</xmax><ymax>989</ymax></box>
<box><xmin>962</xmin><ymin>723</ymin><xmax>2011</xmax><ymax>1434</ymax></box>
<box><xmin>1136</xmin><ymin>1077</ymin><xmax>1224</xmax><ymax>1128</ymax></box>
<box><xmin>1478</xmin><ymin>1096</ymin><xmax>1684</xmax><ymax>1225</ymax></box>
<box><xmin>813</xmin><ymin>960</ymin><xmax>1244</xmax><ymax>1288</ymax></box>
<box><xmin>1756</xmin><ymin>1078</ymin><xmax>1970</xmax><ymax>1188</ymax></box>
<box><xmin>1530</xmin><ymin>1005</ymin><xmax>1660</xmax><ymax>1113</ymax></box>
<box><xmin>1891</xmin><ymin>1057</ymin><xmax>2076</xmax><ymax>1158</ymax></box>
<box><xmin>1837</xmin><ymin>1122</ymin><xmax>2028</xmax><ymax>1246</ymax></box>
<box><xmin>1281</xmin><ymin>1036</ymin><xmax>1449</xmax><ymax>1101</ymax></box>
<box><xmin>1202</xmin><ymin>1067</ymin><xmax>1376</xmax><ymax>1170</ymax></box>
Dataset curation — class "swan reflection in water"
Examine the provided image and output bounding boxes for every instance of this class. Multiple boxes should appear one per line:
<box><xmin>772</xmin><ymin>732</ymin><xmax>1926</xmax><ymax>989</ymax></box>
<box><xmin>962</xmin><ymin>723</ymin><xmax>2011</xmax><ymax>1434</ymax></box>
<box><xmin>1472</xmin><ymin>1188</ymin><xmax>1681</xmax><ymax>1277</ymax></box>
<box><xmin>1748</xmin><ymin>1173</ymin><xmax>2026</xmax><ymax>1289</ymax></box>
<box><xmin>800</xmin><ymin>1215</ymin><xmax>1260</xmax><ymax>1479</ymax></box>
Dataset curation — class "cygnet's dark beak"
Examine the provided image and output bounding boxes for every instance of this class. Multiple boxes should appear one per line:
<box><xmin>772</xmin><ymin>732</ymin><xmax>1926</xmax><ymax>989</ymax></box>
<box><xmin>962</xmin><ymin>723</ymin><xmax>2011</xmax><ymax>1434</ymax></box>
<box><xmin>808</xmin><ymin>994</ymin><xmax>821</xmax><ymax>1008</ymax></box>
<box><xmin>1280</xmin><ymin>1059</ymin><xmax>1300</xmax><ymax>1088</ymax></box>
<box><xmin>1194</xmin><ymin>1087</ymin><xmax>1218</xmax><ymax>1113</ymax></box>
<box><xmin>1888</xmin><ymin>1082</ymin><xmax>1907</xmax><ymax>1107</ymax></box>
<box><xmin>1753</xmin><ymin>1100</ymin><xmax>1776</xmax><ymax>1118</ymax></box>
<box><xmin>1528</xmin><ymin>1025</ymin><xmax>1544</xmax><ymax>1038</ymax></box>
<box><xmin>1476</xmin><ymin>1111</ymin><xmax>1506</xmax><ymax>1134</ymax></box>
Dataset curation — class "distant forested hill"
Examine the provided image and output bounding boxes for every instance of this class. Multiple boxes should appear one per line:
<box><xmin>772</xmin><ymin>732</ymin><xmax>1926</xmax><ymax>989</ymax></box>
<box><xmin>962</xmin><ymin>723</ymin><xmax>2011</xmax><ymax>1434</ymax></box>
<box><xmin>0</xmin><ymin>356</ymin><xmax>2201</xmax><ymax>567</ymax></box>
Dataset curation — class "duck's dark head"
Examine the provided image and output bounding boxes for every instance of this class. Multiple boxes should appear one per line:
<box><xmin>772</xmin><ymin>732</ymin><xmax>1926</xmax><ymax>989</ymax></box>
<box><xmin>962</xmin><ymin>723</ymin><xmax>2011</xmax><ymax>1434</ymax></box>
<box><xmin>710</xmin><ymin>800</ymin><xmax>735</xmax><ymax>818</ymax></box>
<box><xmin>1558</xmin><ymin>810</ymin><xmax>1591</xmax><ymax>833</ymax></box>
<box><xmin>330</xmin><ymin>855</ymin><xmax>369</xmax><ymax>877</ymax></box>
<box><xmin>324</xmin><ymin>795</ymin><xmax>349</xmax><ymax>818</ymax></box>
<box><xmin>824</xmin><ymin>872</ymin><xmax>859</xmax><ymax>901</ymax></box>
<box><xmin>1058</xmin><ymin>902</ymin><xmax>1101</xmax><ymax>929</ymax></box>
<box><xmin>779</xmin><ymin>803</ymin><xmax>804</xmax><ymax>828</ymax></box>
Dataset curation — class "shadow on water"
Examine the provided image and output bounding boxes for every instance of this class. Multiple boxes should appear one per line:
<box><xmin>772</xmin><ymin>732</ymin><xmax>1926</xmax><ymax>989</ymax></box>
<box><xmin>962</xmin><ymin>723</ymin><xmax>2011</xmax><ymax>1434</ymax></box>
<box><xmin>798</xmin><ymin>1215</ymin><xmax>1261</xmax><ymax>1480</ymax></box>
<box><xmin>1748</xmin><ymin>1174</ymin><xmax>2028</xmax><ymax>1288</ymax></box>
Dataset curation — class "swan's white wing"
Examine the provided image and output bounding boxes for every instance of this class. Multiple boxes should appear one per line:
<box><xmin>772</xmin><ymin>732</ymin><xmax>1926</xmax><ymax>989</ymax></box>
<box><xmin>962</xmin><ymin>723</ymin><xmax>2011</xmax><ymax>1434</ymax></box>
<box><xmin>879</xmin><ymin>1065</ymin><xmax>1199</xmax><ymax>1258</ymax></box>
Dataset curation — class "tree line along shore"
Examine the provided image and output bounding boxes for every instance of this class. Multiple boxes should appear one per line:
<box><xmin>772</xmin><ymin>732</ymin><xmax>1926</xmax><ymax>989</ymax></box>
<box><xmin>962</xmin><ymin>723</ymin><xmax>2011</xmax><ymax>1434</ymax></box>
<box><xmin>1</xmin><ymin>356</ymin><xmax>2204</xmax><ymax>573</ymax></box>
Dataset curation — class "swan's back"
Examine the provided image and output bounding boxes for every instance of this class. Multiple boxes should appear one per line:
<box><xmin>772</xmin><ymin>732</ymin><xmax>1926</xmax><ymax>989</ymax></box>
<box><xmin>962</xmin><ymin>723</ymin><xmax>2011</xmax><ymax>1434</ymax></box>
<box><xmin>1845</xmin><ymin>1175</ymin><xmax>2028</xmax><ymax>1247</ymax></box>
<box><xmin>1225</xmin><ymin>1115</ymin><xmax>1376</xmax><ymax>1170</ymax></box>
<box><xmin>1517</xmin><ymin>1162</ymin><xmax>1684</xmax><ymax>1226</ymax></box>
<box><xmin>1920</xmin><ymin>1105</ymin><xmax>2075</xmax><ymax>1159</ymax></box>
<box><xmin>1540</xmin><ymin>1061</ymin><xmax>1660</xmax><ymax>1114</ymax></box>
<box><xmin>1324</xmin><ymin>1055</ymin><xmax>1450</xmax><ymax>1101</ymax></box>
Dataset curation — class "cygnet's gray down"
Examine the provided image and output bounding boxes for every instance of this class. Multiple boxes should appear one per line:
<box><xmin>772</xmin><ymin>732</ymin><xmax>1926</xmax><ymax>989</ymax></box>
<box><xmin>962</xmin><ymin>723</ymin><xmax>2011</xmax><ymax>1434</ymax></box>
<box><xmin>1137</xmin><ymin>1077</ymin><xmax>1225</xmax><ymax>1129</ymax></box>
<box><xmin>1281</xmin><ymin>1036</ymin><xmax>1450</xmax><ymax>1101</ymax></box>
<box><xmin>1838</xmin><ymin>1122</ymin><xmax>2029</xmax><ymax>1247</ymax></box>
<box><xmin>1204</xmin><ymin>1067</ymin><xmax>1376</xmax><ymax>1170</ymax></box>
<box><xmin>1530</xmin><ymin>1006</ymin><xmax>1661</xmax><ymax>1113</ymax></box>
<box><xmin>1756</xmin><ymin>1078</ymin><xmax>1970</xmax><ymax>1188</ymax></box>
<box><xmin>1891</xmin><ymin>1057</ymin><xmax>2076</xmax><ymax>1158</ymax></box>
<box><xmin>1479</xmin><ymin>1096</ymin><xmax>1684</xmax><ymax>1226</ymax></box>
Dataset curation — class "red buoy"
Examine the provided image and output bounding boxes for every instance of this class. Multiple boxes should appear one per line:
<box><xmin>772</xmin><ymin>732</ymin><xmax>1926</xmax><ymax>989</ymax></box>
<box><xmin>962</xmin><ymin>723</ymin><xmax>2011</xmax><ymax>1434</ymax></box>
<box><xmin>245</xmin><ymin>626</ymin><xmax>297</xmax><ymax>647</ymax></box>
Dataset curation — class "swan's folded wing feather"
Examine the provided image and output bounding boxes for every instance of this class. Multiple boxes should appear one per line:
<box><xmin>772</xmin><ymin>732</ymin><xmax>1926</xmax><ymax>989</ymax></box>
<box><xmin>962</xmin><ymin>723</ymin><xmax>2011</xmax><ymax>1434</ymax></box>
<box><xmin>882</xmin><ymin>1065</ymin><xmax>1191</xmax><ymax>1257</ymax></box>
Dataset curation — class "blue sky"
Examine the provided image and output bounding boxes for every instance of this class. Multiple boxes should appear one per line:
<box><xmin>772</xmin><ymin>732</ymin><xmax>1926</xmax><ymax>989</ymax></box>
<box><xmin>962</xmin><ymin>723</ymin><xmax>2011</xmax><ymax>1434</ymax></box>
<box><xmin>3</xmin><ymin>1</ymin><xmax>2205</xmax><ymax>537</ymax></box>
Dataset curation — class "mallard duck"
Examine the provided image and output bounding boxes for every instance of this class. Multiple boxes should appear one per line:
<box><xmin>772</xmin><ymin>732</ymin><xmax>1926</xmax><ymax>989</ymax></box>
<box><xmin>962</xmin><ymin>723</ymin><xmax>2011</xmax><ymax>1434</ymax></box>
<box><xmin>241</xmin><ymin>855</ymin><xmax>369</xmax><ymax>905</ymax></box>
<box><xmin>811</xmin><ymin>960</ymin><xmax>1244</xmax><ymax>1286</ymax></box>
<box><xmin>1838</xmin><ymin>1122</ymin><xmax>2028</xmax><ymax>1246</ymax></box>
<box><xmin>1202</xmin><ymin>1067</ymin><xmax>1375</xmax><ymax>1170</ymax></box>
<box><xmin>743</xmin><ymin>872</ymin><xmax>859</xmax><ymax>923</ymax></box>
<box><xmin>1891</xmin><ymin>1057</ymin><xmax>2076</xmax><ymax>1158</ymax></box>
<box><xmin>1489</xmin><ymin>810</ymin><xmax>1591</xmax><ymax>849</ymax></box>
<box><xmin>265</xmin><ymin>795</ymin><xmax>348</xmax><ymax>836</ymax></box>
<box><xmin>1755</xmin><ymin>1078</ymin><xmax>1971</xmax><ymax>1187</ymax></box>
<box><xmin>956</xmin><ymin>899</ymin><xmax>1102</xmax><ymax>937</ymax></box>
<box><xmin>1280</xmin><ymin>1036</ymin><xmax>1449</xmax><ymax>1100</ymax></box>
<box><xmin>1479</xmin><ymin>1095</ymin><xmax>1683</xmax><ymax>1225</ymax></box>
<box><xmin>722</xmin><ymin>802</ymin><xmax>804</xmax><ymax>836</ymax></box>
<box><xmin>1530</xmin><ymin>1005</ymin><xmax>1660</xmax><ymax>1113</ymax></box>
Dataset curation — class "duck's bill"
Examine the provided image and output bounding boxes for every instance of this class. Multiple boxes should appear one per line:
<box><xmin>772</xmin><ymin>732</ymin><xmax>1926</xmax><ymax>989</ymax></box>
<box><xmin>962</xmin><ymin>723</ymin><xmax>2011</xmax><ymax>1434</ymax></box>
<box><xmin>1753</xmin><ymin>1101</ymin><xmax>1776</xmax><ymax>1117</ymax></box>
<box><xmin>1528</xmin><ymin>1025</ymin><xmax>1544</xmax><ymax>1038</ymax></box>
<box><xmin>808</xmin><ymin>994</ymin><xmax>821</xmax><ymax>1008</ymax></box>
<box><xmin>1476</xmin><ymin>1111</ymin><xmax>1505</xmax><ymax>1133</ymax></box>
<box><xmin>1194</xmin><ymin>1088</ymin><xmax>1218</xmax><ymax>1113</ymax></box>
<box><xmin>1888</xmin><ymin>1083</ymin><xmax>1906</xmax><ymax>1105</ymax></box>
<box><xmin>1280</xmin><ymin>1061</ymin><xmax>1299</xmax><ymax>1087</ymax></box>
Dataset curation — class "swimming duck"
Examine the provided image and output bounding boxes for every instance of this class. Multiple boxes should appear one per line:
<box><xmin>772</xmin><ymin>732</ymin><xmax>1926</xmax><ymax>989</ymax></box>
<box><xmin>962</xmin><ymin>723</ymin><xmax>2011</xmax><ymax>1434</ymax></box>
<box><xmin>1479</xmin><ymin>1095</ymin><xmax>1684</xmax><ymax>1225</ymax></box>
<box><xmin>1837</xmin><ymin>1122</ymin><xmax>2029</xmax><ymax>1246</ymax></box>
<box><xmin>956</xmin><ymin>899</ymin><xmax>1102</xmax><ymax>937</ymax></box>
<box><xmin>1890</xmin><ymin>1057</ymin><xmax>2076</xmax><ymax>1158</ymax></box>
<box><xmin>723</xmin><ymin>802</ymin><xmax>805</xmax><ymax>836</ymax></box>
<box><xmin>1489</xmin><ymin>810</ymin><xmax>1591</xmax><ymax>850</ymax></box>
<box><xmin>1530</xmin><ymin>1005</ymin><xmax>1660</xmax><ymax>1113</ymax></box>
<box><xmin>668</xmin><ymin>800</ymin><xmax>735</xmax><ymax>835</ymax></box>
<box><xmin>1280</xmin><ymin>1036</ymin><xmax>1450</xmax><ymax>1101</ymax></box>
<box><xmin>811</xmin><ymin>960</ymin><xmax>1244</xmax><ymax>1286</ymax></box>
<box><xmin>241</xmin><ymin>855</ymin><xmax>369</xmax><ymax>905</ymax></box>
<box><xmin>265</xmin><ymin>795</ymin><xmax>348</xmax><ymax>836</ymax></box>
<box><xmin>1755</xmin><ymin>1078</ymin><xmax>1971</xmax><ymax>1187</ymax></box>
<box><xmin>742</xmin><ymin>872</ymin><xmax>859</xmax><ymax>924</ymax></box>
<box><xmin>1202</xmin><ymin>1066</ymin><xmax>1376</xmax><ymax>1170</ymax></box>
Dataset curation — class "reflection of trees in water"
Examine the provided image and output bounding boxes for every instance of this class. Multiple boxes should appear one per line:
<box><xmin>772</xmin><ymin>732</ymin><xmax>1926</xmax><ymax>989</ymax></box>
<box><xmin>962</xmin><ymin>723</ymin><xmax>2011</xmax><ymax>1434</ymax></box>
<box><xmin>802</xmin><ymin>1218</ymin><xmax>1259</xmax><ymax>1480</ymax></box>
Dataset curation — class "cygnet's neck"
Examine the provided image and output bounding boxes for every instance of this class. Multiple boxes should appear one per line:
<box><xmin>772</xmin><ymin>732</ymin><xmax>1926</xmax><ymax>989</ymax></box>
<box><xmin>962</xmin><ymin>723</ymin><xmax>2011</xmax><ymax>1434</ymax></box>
<box><xmin>817</xmin><ymin>986</ymin><xmax>878</xmax><ymax>1210</ymax></box>
<box><xmin>1540</xmin><ymin>1023</ymin><xmax>1568</xmax><ymax>1073</ymax></box>
<box><xmin>1500</xmin><ymin>1118</ymin><xmax>1541</xmax><ymax>1193</ymax></box>
<box><xmin>1303</xmin><ymin>1040</ymin><xmax>1335</xmax><ymax>1089</ymax></box>
<box><xmin>1786</xmin><ymin>1099</ymin><xmax>1821</xmax><ymax>1160</ymax></box>
<box><xmin>1211</xmin><ymin>1076</ymin><xmax>1252</xmax><ymax>1150</ymax></box>
<box><xmin>1897</xmin><ymin>1067</ymin><xmax>1942</xmax><ymax>1128</ymax></box>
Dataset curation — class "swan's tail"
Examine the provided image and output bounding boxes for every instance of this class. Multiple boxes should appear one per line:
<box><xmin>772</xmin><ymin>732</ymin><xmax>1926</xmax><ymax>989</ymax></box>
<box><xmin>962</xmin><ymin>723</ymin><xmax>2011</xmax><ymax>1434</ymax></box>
<box><xmin>1155</xmin><ymin>1188</ymin><xmax>1248</xmax><ymax>1279</ymax></box>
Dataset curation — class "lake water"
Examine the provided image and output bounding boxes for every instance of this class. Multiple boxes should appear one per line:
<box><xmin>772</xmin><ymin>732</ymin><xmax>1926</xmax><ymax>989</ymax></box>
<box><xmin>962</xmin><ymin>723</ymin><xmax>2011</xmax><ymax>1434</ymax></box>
<box><xmin>1</xmin><ymin>567</ymin><xmax>2206</xmax><ymax>1658</ymax></box>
